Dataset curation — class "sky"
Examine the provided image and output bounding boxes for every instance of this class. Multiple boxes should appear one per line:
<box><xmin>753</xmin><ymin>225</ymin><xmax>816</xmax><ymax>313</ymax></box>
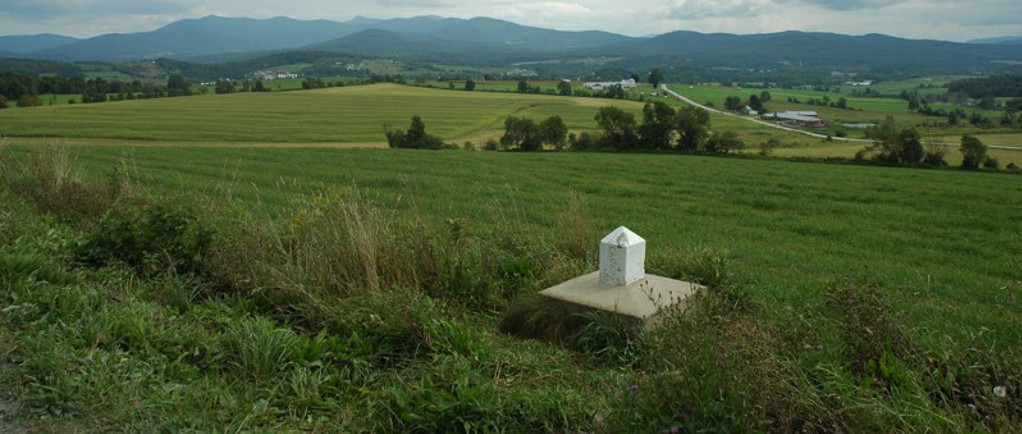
<box><xmin>0</xmin><ymin>0</ymin><xmax>1019</xmax><ymax>42</ymax></box>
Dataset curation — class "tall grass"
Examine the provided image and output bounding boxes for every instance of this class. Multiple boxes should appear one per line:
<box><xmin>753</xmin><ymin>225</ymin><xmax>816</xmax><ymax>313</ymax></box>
<box><xmin>2</xmin><ymin>145</ymin><xmax>1021</xmax><ymax>431</ymax></box>
<box><xmin>0</xmin><ymin>141</ymin><xmax>136</xmax><ymax>224</ymax></box>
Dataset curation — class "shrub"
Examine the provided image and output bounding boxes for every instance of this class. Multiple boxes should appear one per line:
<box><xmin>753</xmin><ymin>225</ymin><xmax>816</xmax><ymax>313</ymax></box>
<box><xmin>922</xmin><ymin>143</ymin><xmax>948</xmax><ymax>167</ymax></box>
<box><xmin>758</xmin><ymin>138</ymin><xmax>781</xmax><ymax>156</ymax></box>
<box><xmin>824</xmin><ymin>279</ymin><xmax>910</xmax><ymax>382</ymax></box>
<box><xmin>76</xmin><ymin>203</ymin><xmax>215</xmax><ymax>278</ymax></box>
<box><xmin>984</xmin><ymin>157</ymin><xmax>1000</xmax><ymax>170</ymax></box>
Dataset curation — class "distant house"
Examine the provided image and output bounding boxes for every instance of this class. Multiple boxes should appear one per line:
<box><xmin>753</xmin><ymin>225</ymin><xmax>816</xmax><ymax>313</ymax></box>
<box><xmin>762</xmin><ymin>111</ymin><xmax>825</xmax><ymax>128</ymax></box>
<box><xmin>742</xmin><ymin>106</ymin><xmax>759</xmax><ymax>116</ymax></box>
<box><xmin>842</xmin><ymin>123</ymin><xmax>876</xmax><ymax>129</ymax></box>
<box><xmin>844</xmin><ymin>80</ymin><xmax>874</xmax><ymax>86</ymax></box>
<box><xmin>584</xmin><ymin>78</ymin><xmax>637</xmax><ymax>90</ymax></box>
<box><xmin>254</xmin><ymin>70</ymin><xmax>298</xmax><ymax>80</ymax></box>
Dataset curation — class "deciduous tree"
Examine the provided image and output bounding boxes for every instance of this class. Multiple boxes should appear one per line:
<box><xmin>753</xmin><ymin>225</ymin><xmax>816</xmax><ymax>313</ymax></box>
<box><xmin>648</xmin><ymin>68</ymin><xmax>663</xmax><ymax>88</ymax></box>
<box><xmin>539</xmin><ymin>116</ymin><xmax>568</xmax><ymax>150</ymax></box>
<box><xmin>676</xmin><ymin>105</ymin><xmax>711</xmax><ymax>151</ymax></box>
<box><xmin>638</xmin><ymin>101</ymin><xmax>677</xmax><ymax>150</ymax></box>
<box><xmin>594</xmin><ymin>106</ymin><xmax>637</xmax><ymax>149</ymax></box>
<box><xmin>959</xmin><ymin>134</ymin><xmax>987</xmax><ymax>169</ymax></box>
<box><xmin>501</xmin><ymin>116</ymin><xmax>542</xmax><ymax>151</ymax></box>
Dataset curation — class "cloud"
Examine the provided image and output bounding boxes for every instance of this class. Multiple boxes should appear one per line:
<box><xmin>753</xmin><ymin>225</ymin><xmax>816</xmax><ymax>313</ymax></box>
<box><xmin>795</xmin><ymin>0</ymin><xmax>902</xmax><ymax>10</ymax></box>
<box><xmin>666</xmin><ymin>0</ymin><xmax>771</xmax><ymax>20</ymax></box>
<box><xmin>2</xmin><ymin>0</ymin><xmax>202</xmax><ymax>18</ymax></box>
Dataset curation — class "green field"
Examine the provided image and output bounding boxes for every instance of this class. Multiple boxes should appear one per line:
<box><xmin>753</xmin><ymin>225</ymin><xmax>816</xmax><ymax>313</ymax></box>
<box><xmin>2</xmin><ymin>142</ymin><xmax>1020</xmax><ymax>431</ymax></box>
<box><xmin>0</xmin><ymin>82</ymin><xmax>837</xmax><ymax>152</ymax></box>
<box><xmin>0</xmin><ymin>83</ymin><xmax>641</xmax><ymax>143</ymax></box>
<box><xmin>671</xmin><ymin>84</ymin><xmax>1021</xmax><ymax>142</ymax></box>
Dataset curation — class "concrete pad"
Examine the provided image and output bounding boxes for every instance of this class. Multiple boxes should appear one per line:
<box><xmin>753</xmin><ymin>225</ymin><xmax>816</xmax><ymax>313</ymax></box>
<box><xmin>540</xmin><ymin>271</ymin><xmax>702</xmax><ymax>321</ymax></box>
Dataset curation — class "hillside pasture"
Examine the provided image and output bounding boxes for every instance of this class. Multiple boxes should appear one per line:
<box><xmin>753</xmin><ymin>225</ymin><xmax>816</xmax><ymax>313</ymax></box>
<box><xmin>6</xmin><ymin>144</ymin><xmax>1021</xmax><ymax>340</ymax></box>
<box><xmin>2</xmin><ymin>131</ymin><xmax>1021</xmax><ymax>432</ymax></box>
<box><xmin>0</xmin><ymin>83</ymin><xmax>647</xmax><ymax>144</ymax></box>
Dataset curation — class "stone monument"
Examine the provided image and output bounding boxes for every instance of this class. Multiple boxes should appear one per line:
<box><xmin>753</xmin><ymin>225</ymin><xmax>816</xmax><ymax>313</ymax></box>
<box><xmin>540</xmin><ymin>226</ymin><xmax>701</xmax><ymax>322</ymax></box>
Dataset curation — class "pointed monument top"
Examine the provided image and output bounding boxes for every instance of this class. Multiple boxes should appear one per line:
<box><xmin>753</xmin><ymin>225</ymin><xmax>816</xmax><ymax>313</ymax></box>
<box><xmin>600</xmin><ymin>226</ymin><xmax>645</xmax><ymax>248</ymax></box>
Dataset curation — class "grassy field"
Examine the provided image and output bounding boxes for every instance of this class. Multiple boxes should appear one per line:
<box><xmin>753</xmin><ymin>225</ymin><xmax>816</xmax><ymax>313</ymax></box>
<box><xmin>0</xmin><ymin>83</ymin><xmax>640</xmax><ymax>143</ymax></box>
<box><xmin>671</xmin><ymin>84</ymin><xmax>1021</xmax><ymax>143</ymax></box>
<box><xmin>6</xmin><ymin>144</ymin><xmax>1021</xmax><ymax>329</ymax></box>
<box><xmin>1</xmin><ymin>143</ymin><xmax>1020</xmax><ymax>431</ymax></box>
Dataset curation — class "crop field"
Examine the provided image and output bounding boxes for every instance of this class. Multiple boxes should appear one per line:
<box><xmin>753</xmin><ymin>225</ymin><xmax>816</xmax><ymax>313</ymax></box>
<box><xmin>3</xmin><ymin>144</ymin><xmax>1020</xmax><ymax>336</ymax></box>
<box><xmin>1</xmin><ymin>141</ymin><xmax>1020</xmax><ymax>431</ymax></box>
<box><xmin>0</xmin><ymin>83</ymin><xmax>644</xmax><ymax>143</ymax></box>
<box><xmin>2</xmin><ymin>82</ymin><xmax>827</xmax><ymax>151</ymax></box>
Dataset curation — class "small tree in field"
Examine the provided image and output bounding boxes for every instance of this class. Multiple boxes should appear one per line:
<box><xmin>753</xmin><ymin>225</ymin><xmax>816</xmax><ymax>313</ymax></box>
<box><xmin>386</xmin><ymin>115</ymin><xmax>444</xmax><ymax>150</ymax></box>
<box><xmin>539</xmin><ymin>116</ymin><xmax>568</xmax><ymax>150</ymax></box>
<box><xmin>594</xmin><ymin>106</ymin><xmax>638</xmax><ymax>149</ymax></box>
<box><xmin>648</xmin><ymin>68</ymin><xmax>663</xmax><ymax>88</ymax></box>
<box><xmin>557</xmin><ymin>80</ymin><xmax>573</xmax><ymax>96</ymax></box>
<box><xmin>959</xmin><ymin>134</ymin><xmax>987</xmax><ymax>169</ymax></box>
<box><xmin>464</xmin><ymin>79</ymin><xmax>476</xmax><ymax>91</ymax></box>
<box><xmin>704</xmin><ymin>130</ymin><xmax>745</xmax><ymax>154</ymax></box>
<box><xmin>501</xmin><ymin>116</ymin><xmax>542</xmax><ymax>151</ymax></box>
<box><xmin>676</xmin><ymin>105</ymin><xmax>711</xmax><ymax>151</ymax></box>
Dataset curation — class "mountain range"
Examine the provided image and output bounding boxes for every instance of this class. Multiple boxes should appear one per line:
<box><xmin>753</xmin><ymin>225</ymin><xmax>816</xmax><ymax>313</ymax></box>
<box><xmin>1</xmin><ymin>15</ymin><xmax>1021</xmax><ymax>77</ymax></box>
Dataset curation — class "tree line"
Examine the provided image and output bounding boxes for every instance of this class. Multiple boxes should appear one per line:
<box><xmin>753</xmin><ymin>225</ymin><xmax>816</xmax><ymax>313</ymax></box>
<box><xmin>0</xmin><ymin>72</ymin><xmax>194</xmax><ymax>108</ymax></box>
<box><xmin>385</xmin><ymin>101</ymin><xmax>737</xmax><ymax>154</ymax></box>
<box><xmin>858</xmin><ymin>116</ymin><xmax>1005</xmax><ymax>170</ymax></box>
<box><xmin>947</xmin><ymin>74</ymin><xmax>1022</xmax><ymax>98</ymax></box>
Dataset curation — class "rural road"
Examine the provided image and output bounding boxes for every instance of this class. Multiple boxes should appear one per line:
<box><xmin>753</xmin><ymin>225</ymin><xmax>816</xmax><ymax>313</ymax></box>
<box><xmin>660</xmin><ymin>84</ymin><xmax>872</xmax><ymax>144</ymax></box>
<box><xmin>661</xmin><ymin>84</ymin><xmax>1021</xmax><ymax>151</ymax></box>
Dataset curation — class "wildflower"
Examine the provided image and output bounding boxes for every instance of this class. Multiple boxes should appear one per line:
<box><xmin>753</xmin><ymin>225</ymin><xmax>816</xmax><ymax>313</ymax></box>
<box><xmin>804</xmin><ymin>344</ymin><xmax>813</xmax><ymax>351</ymax></box>
<box><xmin>660</xmin><ymin>426</ymin><xmax>681</xmax><ymax>434</ymax></box>
<box><xmin>816</xmin><ymin>344</ymin><xmax>824</xmax><ymax>351</ymax></box>
<box><xmin>629</xmin><ymin>384</ymin><xmax>638</xmax><ymax>392</ymax></box>
<box><xmin>994</xmin><ymin>386</ymin><xmax>1007</xmax><ymax>398</ymax></box>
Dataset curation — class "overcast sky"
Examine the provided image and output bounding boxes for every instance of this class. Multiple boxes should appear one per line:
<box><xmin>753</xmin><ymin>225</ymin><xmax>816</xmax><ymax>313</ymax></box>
<box><xmin>1</xmin><ymin>0</ymin><xmax>1019</xmax><ymax>42</ymax></box>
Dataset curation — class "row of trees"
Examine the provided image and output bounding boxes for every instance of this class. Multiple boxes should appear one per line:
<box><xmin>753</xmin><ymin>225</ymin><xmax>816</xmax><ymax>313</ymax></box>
<box><xmin>0</xmin><ymin>72</ymin><xmax>194</xmax><ymax>108</ymax></box>
<box><xmin>860</xmin><ymin>116</ymin><xmax>997</xmax><ymax>169</ymax></box>
<box><xmin>500</xmin><ymin>116</ymin><xmax>568</xmax><ymax>151</ymax></box>
<box><xmin>495</xmin><ymin>102</ymin><xmax>741</xmax><ymax>153</ymax></box>
<box><xmin>588</xmin><ymin>101</ymin><xmax>734</xmax><ymax>152</ymax></box>
<box><xmin>947</xmin><ymin>74</ymin><xmax>1022</xmax><ymax>99</ymax></box>
<box><xmin>214</xmin><ymin>79</ymin><xmax>270</xmax><ymax>94</ymax></box>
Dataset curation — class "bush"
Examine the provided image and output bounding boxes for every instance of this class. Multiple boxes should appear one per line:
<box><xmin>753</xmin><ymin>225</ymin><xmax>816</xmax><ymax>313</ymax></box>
<box><xmin>76</xmin><ymin>203</ymin><xmax>215</xmax><ymax>278</ymax></box>
<box><xmin>984</xmin><ymin>157</ymin><xmax>1000</xmax><ymax>170</ymax></box>
<box><xmin>922</xmin><ymin>144</ymin><xmax>948</xmax><ymax>167</ymax></box>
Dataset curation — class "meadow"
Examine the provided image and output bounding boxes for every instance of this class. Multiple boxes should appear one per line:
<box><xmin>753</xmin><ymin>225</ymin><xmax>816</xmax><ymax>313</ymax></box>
<box><xmin>1</xmin><ymin>140</ymin><xmax>1021</xmax><ymax>431</ymax></box>
<box><xmin>1</xmin><ymin>83</ymin><xmax>1021</xmax><ymax>431</ymax></box>
<box><xmin>0</xmin><ymin>83</ymin><xmax>627</xmax><ymax>143</ymax></box>
<box><xmin>674</xmin><ymin>84</ymin><xmax>1020</xmax><ymax>137</ymax></box>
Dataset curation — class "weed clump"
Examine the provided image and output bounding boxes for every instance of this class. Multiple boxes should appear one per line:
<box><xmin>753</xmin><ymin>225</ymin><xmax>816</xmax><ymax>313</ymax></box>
<box><xmin>75</xmin><ymin>203</ymin><xmax>215</xmax><ymax>279</ymax></box>
<box><xmin>0</xmin><ymin>144</ymin><xmax>132</xmax><ymax>223</ymax></box>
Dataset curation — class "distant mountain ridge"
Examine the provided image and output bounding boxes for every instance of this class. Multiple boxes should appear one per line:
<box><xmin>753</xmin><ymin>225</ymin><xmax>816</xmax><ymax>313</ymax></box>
<box><xmin>2</xmin><ymin>15</ymin><xmax>1021</xmax><ymax>76</ymax></box>
<box><xmin>969</xmin><ymin>36</ymin><xmax>1022</xmax><ymax>45</ymax></box>
<box><xmin>0</xmin><ymin>33</ymin><xmax>80</xmax><ymax>54</ymax></box>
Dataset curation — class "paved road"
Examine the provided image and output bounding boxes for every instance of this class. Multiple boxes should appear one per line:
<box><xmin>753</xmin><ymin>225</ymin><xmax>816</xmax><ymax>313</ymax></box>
<box><xmin>660</xmin><ymin>84</ymin><xmax>1022</xmax><ymax>151</ymax></box>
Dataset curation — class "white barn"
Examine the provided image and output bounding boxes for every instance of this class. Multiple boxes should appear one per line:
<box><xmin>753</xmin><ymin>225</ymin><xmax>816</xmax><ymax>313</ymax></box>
<box><xmin>584</xmin><ymin>78</ymin><xmax>637</xmax><ymax>90</ymax></box>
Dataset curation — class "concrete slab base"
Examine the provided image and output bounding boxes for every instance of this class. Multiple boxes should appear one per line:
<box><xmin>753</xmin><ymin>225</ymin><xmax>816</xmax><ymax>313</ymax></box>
<box><xmin>539</xmin><ymin>271</ymin><xmax>702</xmax><ymax>322</ymax></box>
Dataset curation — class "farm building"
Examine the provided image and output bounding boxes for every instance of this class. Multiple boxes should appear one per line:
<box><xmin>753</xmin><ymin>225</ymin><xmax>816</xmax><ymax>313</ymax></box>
<box><xmin>584</xmin><ymin>78</ymin><xmax>637</xmax><ymax>90</ymax></box>
<box><xmin>762</xmin><ymin>111</ymin><xmax>825</xmax><ymax>128</ymax></box>
<box><xmin>843</xmin><ymin>123</ymin><xmax>876</xmax><ymax>129</ymax></box>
